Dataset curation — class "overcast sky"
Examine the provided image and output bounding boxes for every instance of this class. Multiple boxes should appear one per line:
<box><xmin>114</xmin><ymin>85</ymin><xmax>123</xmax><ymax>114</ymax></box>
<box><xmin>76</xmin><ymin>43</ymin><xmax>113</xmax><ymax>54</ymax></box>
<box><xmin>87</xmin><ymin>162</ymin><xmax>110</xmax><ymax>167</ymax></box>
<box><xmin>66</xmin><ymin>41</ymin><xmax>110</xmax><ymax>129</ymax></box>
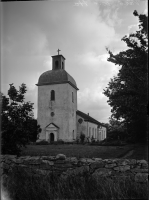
<box><xmin>1</xmin><ymin>0</ymin><xmax>147</xmax><ymax>123</ymax></box>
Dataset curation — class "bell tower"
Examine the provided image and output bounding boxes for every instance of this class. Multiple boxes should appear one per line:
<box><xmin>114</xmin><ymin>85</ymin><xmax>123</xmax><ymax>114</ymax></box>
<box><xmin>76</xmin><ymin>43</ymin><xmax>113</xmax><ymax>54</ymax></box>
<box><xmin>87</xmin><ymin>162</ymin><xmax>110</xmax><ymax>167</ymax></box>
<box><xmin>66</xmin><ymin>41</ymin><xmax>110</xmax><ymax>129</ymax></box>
<box><xmin>52</xmin><ymin>49</ymin><xmax>66</xmax><ymax>70</ymax></box>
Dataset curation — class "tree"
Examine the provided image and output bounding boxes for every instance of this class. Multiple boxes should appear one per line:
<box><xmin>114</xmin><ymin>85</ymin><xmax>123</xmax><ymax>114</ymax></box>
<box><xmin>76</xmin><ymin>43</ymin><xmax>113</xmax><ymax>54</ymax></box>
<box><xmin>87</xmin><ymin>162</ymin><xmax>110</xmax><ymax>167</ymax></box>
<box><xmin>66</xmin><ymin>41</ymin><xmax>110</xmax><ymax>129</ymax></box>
<box><xmin>103</xmin><ymin>11</ymin><xmax>148</xmax><ymax>143</ymax></box>
<box><xmin>107</xmin><ymin>117</ymin><xmax>126</xmax><ymax>141</ymax></box>
<box><xmin>1</xmin><ymin>83</ymin><xmax>41</xmax><ymax>155</ymax></box>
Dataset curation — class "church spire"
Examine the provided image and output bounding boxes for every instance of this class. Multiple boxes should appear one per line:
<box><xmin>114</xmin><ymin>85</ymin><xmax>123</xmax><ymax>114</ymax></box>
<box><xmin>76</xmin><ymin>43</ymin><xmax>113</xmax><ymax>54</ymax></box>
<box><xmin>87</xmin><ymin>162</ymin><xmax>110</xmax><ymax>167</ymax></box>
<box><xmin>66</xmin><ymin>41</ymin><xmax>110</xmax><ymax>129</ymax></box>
<box><xmin>51</xmin><ymin>50</ymin><xmax>66</xmax><ymax>70</ymax></box>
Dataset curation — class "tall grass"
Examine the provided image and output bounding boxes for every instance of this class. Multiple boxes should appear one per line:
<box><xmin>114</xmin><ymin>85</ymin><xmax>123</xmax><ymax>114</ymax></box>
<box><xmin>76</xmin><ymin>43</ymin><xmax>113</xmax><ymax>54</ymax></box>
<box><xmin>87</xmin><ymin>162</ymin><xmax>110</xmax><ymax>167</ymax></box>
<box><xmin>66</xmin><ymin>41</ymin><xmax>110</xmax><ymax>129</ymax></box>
<box><xmin>2</xmin><ymin>166</ymin><xmax>148</xmax><ymax>200</ymax></box>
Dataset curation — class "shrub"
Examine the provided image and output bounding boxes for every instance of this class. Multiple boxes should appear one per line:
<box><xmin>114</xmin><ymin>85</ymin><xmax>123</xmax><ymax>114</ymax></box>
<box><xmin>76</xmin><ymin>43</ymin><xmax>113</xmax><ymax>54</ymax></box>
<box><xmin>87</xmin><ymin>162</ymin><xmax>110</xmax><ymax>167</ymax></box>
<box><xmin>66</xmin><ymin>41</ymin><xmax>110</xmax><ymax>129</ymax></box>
<box><xmin>80</xmin><ymin>133</ymin><xmax>85</xmax><ymax>143</ymax></box>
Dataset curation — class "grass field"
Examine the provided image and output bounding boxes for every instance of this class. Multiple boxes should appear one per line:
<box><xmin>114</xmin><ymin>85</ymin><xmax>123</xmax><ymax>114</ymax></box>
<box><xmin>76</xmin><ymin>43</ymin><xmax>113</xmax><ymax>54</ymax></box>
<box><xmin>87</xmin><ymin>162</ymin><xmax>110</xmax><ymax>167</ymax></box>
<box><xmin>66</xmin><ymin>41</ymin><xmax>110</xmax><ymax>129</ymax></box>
<box><xmin>20</xmin><ymin>143</ymin><xmax>148</xmax><ymax>160</ymax></box>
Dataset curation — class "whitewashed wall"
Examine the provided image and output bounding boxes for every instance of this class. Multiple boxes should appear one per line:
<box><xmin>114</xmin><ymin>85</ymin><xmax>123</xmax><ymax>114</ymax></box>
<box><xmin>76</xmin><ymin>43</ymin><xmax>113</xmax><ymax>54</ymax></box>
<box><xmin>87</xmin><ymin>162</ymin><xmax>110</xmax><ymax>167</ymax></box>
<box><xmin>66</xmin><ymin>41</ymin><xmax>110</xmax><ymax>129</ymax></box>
<box><xmin>37</xmin><ymin>83</ymin><xmax>77</xmax><ymax>142</ymax></box>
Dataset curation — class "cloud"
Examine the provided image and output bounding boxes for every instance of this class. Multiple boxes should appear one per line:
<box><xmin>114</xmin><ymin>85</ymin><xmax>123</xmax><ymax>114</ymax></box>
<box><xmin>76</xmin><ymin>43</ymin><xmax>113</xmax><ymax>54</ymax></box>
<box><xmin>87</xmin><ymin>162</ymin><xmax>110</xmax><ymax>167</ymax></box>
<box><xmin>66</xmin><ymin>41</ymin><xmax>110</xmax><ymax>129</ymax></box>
<box><xmin>77</xmin><ymin>85</ymin><xmax>111</xmax><ymax>122</ymax></box>
<box><xmin>143</xmin><ymin>9</ymin><xmax>148</xmax><ymax>15</ymax></box>
<box><xmin>76</xmin><ymin>51</ymin><xmax>122</xmax><ymax>122</ymax></box>
<box><xmin>76</xmin><ymin>52</ymin><xmax>120</xmax><ymax>77</ymax></box>
<box><xmin>128</xmin><ymin>23</ymin><xmax>139</xmax><ymax>33</ymax></box>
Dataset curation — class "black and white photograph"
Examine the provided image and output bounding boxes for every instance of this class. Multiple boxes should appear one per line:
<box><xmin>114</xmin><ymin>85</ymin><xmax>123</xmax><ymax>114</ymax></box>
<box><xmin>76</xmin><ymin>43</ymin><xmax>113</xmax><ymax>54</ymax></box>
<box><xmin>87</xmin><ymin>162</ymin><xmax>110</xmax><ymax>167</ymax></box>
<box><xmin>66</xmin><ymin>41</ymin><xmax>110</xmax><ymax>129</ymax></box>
<box><xmin>1</xmin><ymin>0</ymin><xmax>148</xmax><ymax>199</ymax></box>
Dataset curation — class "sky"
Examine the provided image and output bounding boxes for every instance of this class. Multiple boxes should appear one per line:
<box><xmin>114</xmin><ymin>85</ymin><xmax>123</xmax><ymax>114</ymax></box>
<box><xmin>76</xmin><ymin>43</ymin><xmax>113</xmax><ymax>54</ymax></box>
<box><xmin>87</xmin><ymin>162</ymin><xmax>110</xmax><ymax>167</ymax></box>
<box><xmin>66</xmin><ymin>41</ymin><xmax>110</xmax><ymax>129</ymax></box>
<box><xmin>1</xmin><ymin>0</ymin><xmax>147</xmax><ymax>123</ymax></box>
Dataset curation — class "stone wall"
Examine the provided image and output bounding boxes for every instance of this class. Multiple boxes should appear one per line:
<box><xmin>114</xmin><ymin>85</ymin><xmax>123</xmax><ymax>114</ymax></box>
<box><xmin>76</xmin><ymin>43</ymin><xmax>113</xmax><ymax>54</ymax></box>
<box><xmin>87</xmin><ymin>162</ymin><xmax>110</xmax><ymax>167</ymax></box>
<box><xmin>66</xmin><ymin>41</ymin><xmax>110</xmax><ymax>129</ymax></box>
<box><xmin>1</xmin><ymin>154</ymin><xmax>148</xmax><ymax>183</ymax></box>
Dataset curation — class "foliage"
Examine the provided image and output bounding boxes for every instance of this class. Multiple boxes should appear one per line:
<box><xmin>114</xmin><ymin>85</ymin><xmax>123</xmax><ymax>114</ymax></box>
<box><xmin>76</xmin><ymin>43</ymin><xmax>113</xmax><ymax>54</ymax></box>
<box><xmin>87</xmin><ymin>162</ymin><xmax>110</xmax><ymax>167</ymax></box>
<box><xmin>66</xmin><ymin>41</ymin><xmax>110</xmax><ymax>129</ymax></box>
<box><xmin>1</xmin><ymin>83</ymin><xmax>41</xmax><ymax>155</ymax></box>
<box><xmin>2</xmin><ymin>166</ymin><xmax>148</xmax><ymax>200</ymax></box>
<box><xmin>80</xmin><ymin>132</ymin><xmax>85</xmax><ymax>143</ymax></box>
<box><xmin>103</xmin><ymin>11</ymin><xmax>148</xmax><ymax>142</ymax></box>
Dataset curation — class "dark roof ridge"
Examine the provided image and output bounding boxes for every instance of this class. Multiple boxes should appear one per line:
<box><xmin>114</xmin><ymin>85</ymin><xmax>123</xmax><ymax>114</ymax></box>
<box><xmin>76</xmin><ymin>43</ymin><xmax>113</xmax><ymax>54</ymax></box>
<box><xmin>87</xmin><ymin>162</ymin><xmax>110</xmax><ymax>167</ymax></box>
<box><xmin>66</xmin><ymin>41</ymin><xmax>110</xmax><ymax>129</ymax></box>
<box><xmin>46</xmin><ymin>122</ymin><xmax>59</xmax><ymax>129</ymax></box>
<box><xmin>76</xmin><ymin>110</ymin><xmax>101</xmax><ymax>125</ymax></box>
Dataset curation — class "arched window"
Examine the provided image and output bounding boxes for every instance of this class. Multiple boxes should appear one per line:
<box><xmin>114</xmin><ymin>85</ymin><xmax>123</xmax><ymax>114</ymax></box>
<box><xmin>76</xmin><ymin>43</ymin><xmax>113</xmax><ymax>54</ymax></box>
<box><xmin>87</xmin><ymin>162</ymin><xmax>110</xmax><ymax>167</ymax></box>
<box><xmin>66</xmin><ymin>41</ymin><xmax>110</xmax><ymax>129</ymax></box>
<box><xmin>62</xmin><ymin>62</ymin><xmax>64</xmax><ymax>69</ymax></box>
<box><xmin>73</xmin><ymin>130</ymin><xmax>75</xmax><ymax>139</ymax></box>
<box><xmin>51</xmin><ymin>90</ymin><xmax>55</xmax><ymax>101</ymax></box>
<box><xmin>55</xmin><ymin>61</ymin><xmax>59</xmax><ymax>69</ymax></box>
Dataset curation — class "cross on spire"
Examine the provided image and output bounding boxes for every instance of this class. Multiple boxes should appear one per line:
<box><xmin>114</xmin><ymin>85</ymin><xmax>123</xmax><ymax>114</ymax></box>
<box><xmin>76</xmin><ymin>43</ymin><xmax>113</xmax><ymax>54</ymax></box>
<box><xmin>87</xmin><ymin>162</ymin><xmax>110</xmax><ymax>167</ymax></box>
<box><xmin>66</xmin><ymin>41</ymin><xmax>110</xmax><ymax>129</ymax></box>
<box><xmin>57</xmin><ymin>49</ymin><xmax>61</xmax><ymax>55</ymax></box>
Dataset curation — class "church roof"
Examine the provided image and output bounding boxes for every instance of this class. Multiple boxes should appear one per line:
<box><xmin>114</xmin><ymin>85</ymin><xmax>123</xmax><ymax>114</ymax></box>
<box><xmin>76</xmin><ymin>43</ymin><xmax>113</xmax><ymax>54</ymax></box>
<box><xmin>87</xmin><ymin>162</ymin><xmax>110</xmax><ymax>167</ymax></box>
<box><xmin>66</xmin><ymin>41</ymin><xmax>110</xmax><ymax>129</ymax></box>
<box><xmin>76</xmin><ymin>110</ymin><xmax>105</xmax><ymax>127</ymax></box>
<box><xmin>36</xmin><ymin>69</ymin><xmax>78</xmax><ymax>90</ymax></box>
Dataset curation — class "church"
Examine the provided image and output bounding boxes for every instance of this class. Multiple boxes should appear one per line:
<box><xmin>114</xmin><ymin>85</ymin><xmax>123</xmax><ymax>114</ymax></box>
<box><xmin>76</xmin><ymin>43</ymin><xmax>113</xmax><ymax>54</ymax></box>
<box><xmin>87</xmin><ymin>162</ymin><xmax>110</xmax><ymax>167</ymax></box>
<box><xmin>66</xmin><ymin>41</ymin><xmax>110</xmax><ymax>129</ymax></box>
<box><xmin>36</xmin><ymin>51</ymin><xmax>106</xmax><ymax>143</ymax></box>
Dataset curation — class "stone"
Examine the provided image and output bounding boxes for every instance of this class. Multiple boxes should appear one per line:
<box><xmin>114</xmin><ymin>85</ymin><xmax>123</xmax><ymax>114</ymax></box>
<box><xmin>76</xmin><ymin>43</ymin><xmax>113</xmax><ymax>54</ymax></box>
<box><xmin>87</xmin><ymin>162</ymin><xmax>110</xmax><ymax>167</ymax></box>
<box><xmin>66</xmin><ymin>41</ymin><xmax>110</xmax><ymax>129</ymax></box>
<box><xmin>104</xmin><ymin>159</ymin><xmax>113</xmax><ymax>163</ymax></box>
<box><xmin>104</xmin><ymin>159</ymin><xmax>116</xmax><ymax>164</ymax></box>
<box><xmin>137</xmin><ymin>160</ymin><xmax>147</xmax><ymax>165</ymax></box>
<box><xmin>47</xmin><ymin>156</ymin><xmax>57</xmax><ymax>161</ymax></box>
<box><xmin>86</xmin><ymin>158</ymin><xmax>95</xmax><ymax>163</ymax></box>
<box><xmin>56</xmin><ymin>154</ymin><xmax>66</xmax><ymax>160</ymax></box>
<box><xmin>105</xmin><ymin>163</ymin><xmax>117</xmax><ymax>168</ymax></box>
<box><xmin>15</xmin><ymin>159</ymin><xmax>23</xmax><ymax>164</ymax></box>
<box><xmin>114</xmin><ymin>165</ymin><xmax>130</xmax><ymax>172</ymax></box>
<box><xmin>70</xmin><ymin>157</ymin><xmax>78</xmax><ymax>163</ymax></box>
<box><xmin>131</xmin><ymin>168</ymin><xmax>148</xmax><ymax>173</ymax></box>
<box><xmin>93</xmin><ymin>158</ymin><xmax>102</xmax><ymax>162</ymax></box>
<box><xmin>79</xmin><ymin>158</ymin><xmax>87</xmax><ymax>163</ymax></box>
<box><xmin>42</xmin><ymin>160</ymin><xmax>54</xmax><ymax>165</ymax></box>
<box><xmin>116</xmin><ymin>159</ymin><xmax>130</xmax><ymax>166</ymax></box>
<box><xmin>135</xmin><ymin>173</ymin><xmax>148</xmax><ymax>183</ymax></box>
<box><xmin>90</xmin><ymin>162</ymin><xmax>105</xmax><ymax>170</ymax></box>
<box><xmin>55</xmin><ymin>160</ymin><xmax>65</xmax><ymax>164</ymax></box>
<box><xmin>141</xmin><ymin>163</ymin><xmax>148</xmax><ymax>169</ymax></box>
<box><xmin>129</xmin><ymin>159</ymin><xmax>137</xmax><ymax>165</ymax></box>
<box><xmin>3</xmin><ymin>159</ymin><xmax>12</xmax><ymax>165</ymax></box>
<box><xmin>54</xmin><ymin>163</ymin><xmax>73</xmax><ymax>169</ymax></box>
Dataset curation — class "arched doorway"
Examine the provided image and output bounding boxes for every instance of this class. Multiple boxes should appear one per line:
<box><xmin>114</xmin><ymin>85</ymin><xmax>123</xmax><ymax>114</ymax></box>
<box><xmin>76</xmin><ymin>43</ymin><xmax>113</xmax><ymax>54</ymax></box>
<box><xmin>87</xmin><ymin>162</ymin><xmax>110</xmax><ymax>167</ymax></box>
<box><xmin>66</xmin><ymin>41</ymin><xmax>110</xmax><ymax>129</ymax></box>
<box><xmin>50</xmin><ymin>133</ymin><xmax>54</xmax><ymax>142</ymax></box>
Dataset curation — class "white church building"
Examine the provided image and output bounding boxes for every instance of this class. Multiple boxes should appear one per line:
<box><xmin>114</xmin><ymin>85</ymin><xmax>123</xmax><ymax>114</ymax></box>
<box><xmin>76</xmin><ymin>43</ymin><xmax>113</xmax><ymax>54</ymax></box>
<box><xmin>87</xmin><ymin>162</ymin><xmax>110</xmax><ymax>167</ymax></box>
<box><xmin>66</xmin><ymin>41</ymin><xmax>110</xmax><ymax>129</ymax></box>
<box><xmin>36</xmin><ymin>53</ymin><xmax>106</xmax><ymax>143</ymax></box>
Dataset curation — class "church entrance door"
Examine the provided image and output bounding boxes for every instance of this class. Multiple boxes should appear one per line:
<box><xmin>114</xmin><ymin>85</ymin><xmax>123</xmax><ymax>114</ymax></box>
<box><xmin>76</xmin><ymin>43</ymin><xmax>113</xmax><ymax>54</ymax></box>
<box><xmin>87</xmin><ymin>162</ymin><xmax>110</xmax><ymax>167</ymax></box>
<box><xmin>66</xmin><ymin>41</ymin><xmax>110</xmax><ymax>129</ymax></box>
<box><xmin>50</xmin><ymin>133</ymin><xmax>54</xmax><ymax>142</ymax></box>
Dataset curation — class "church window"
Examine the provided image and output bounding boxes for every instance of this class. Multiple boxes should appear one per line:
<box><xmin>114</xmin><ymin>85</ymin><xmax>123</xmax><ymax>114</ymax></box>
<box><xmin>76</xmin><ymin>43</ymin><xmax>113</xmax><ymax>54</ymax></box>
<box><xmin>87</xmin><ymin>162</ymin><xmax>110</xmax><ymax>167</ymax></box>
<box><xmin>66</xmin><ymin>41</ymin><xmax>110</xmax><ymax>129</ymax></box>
<box><xmin>73</xmin><ymin>130</ymin><xmax>75</xmax><ymax>139</ymax></box>
<box><xmin>78</xmin><ymin>118</ymin><xmax>83</xmax><ymax>124</ymax></box>
<box><xmin>55</xmin><ymin>61</ymin><xmax>59</xmax><ymax>69</ymax></box>
<box><xmin>72</xmin><ymin>92</ymin><xmax>74</xmax><ymax>102</ymax></box>
<box><xmin>51</xmin><ymin>112</ymin><xmax>55</xmax><ymax>117</ymax></box>
<box><xmin>51</xmin><ymin>90</ymin><xmax>55</xmax><ymax>101</ymax></box>
<box><xmin>62</xmin><ymin>62</ymin><xmax>64</xmax><ymax>69</ymax></box>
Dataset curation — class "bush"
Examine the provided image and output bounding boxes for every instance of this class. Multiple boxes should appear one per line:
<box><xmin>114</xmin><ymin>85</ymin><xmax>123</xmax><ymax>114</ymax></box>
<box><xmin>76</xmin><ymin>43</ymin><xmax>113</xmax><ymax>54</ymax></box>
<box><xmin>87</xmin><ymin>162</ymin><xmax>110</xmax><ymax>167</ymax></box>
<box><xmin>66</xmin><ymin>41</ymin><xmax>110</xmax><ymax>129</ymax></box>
<box><xmin>36</xmin><ymin>140</ymin><xmax>49</xmax><ymax>145</ymax></box>
<box><xmin>80</xmin><ymin>133</ymin><xmax>85</xmax><ymax>143</ymax></box>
